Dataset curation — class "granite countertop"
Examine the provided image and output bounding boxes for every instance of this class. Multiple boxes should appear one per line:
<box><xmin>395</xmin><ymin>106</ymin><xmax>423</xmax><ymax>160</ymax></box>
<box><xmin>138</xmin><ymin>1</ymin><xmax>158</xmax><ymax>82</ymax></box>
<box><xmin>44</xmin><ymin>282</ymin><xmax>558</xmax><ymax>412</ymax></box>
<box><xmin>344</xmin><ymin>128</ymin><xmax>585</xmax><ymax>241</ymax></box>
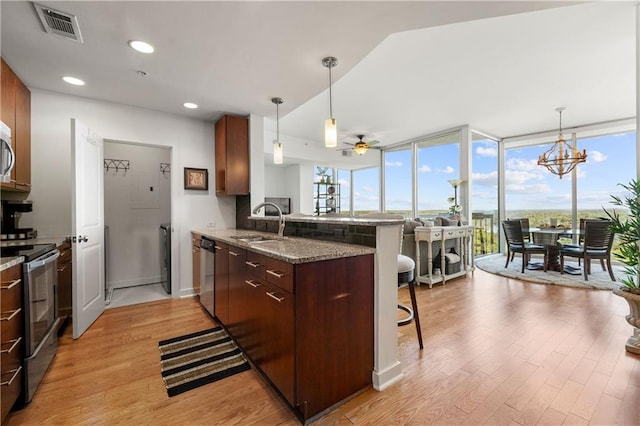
<box><xmin>0</xmin><ymin>235</ymin><xmax>69</xmax><ymax>248</ymax></box>
<box><xmin>248</xmin><ymin>215</ymin><xmax>404</xmax><ymax>226</ymax></box>
<box><xmin>193</xmin><ymin>228</ymin><xmax>375</xmax><ymax>264</ymax></box>
<box><xmin>0</xmin><ymin>256</ymin><xmax>24</xmax><ymax>272</ymax></box>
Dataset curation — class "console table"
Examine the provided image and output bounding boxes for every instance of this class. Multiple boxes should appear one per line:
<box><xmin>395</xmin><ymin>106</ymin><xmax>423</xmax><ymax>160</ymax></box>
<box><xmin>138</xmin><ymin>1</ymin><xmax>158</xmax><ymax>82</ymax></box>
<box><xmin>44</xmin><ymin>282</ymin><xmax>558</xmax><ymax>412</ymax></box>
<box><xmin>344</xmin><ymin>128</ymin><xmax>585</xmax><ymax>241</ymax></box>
<box><xmin>414</xmin><ymin>225</ymin><xmax>474</xmax><ymax>288</ymax></box>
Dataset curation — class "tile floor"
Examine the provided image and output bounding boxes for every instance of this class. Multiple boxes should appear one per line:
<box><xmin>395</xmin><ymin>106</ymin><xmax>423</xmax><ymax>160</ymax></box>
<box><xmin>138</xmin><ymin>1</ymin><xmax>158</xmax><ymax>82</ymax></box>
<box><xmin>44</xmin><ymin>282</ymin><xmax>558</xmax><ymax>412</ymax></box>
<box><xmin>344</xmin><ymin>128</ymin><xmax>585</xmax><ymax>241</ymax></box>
<box><xmin>106</xmin><ymin>282</ymin><xmax>171</xmax><ymax>309</ymax></box>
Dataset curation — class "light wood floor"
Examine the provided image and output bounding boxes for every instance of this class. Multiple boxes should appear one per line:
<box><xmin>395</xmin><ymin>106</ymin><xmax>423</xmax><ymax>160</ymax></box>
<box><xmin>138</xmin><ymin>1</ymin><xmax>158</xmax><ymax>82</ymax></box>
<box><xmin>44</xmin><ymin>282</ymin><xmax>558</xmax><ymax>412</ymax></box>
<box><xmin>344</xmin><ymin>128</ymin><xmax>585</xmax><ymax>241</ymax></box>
<box><xmin>6</xmin><ymin>269</ymin><xmax>639</xmax><ymax>425</ymax></box>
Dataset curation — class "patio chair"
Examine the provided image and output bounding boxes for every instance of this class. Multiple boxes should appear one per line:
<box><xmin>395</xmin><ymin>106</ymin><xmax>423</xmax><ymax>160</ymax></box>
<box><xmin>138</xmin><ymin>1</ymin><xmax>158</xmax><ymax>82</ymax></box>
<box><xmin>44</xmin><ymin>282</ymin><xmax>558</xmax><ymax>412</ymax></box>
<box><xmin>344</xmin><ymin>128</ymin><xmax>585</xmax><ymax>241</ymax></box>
<box><xmin>502</xmin><ymin>220</ymin><xmax>549</xmax><ymax>273</ymax></box>
<box><xmin>559</xmin><ymin>219</ymin><xmax>615</xmax><ymax>281</ymax></box>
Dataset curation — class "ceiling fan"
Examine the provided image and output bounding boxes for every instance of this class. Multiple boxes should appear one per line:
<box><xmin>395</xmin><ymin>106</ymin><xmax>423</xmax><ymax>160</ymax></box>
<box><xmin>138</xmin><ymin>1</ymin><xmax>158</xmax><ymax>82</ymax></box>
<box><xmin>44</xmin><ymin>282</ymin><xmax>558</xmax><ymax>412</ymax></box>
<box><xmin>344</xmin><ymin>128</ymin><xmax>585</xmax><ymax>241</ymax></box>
<box><xmin>340</xmin><ymin>134</ymin><xmax>381</xmax><ymax>155</ymax></box>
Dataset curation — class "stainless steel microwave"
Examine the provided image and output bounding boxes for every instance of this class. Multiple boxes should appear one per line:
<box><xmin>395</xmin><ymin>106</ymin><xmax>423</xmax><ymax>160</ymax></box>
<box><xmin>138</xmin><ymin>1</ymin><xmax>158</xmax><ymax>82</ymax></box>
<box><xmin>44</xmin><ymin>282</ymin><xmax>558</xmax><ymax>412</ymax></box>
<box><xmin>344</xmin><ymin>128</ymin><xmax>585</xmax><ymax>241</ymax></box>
<box><xmin>0</xmin><ymin>120</ymin><xmax>15</xmax><ymax>183</ymax></box>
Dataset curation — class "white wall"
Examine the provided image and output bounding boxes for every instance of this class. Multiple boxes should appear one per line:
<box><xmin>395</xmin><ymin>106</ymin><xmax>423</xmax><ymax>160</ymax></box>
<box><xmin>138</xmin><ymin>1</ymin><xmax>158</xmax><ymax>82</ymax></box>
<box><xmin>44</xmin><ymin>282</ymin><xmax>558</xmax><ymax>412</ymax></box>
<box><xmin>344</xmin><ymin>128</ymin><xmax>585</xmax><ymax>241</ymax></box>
<box><xmin>264</xmin><ymin>165</ymin><xmax>287</xmax><ymax>196</ymax></box>
<box><xmin>104</xmin><ymin>141</ymin><xmax>170</xmax><ymax>289</ymax></box>
<box><xmin>25</xmin><ymin>89</ymin><xmax>236</xmax><ymax>298</ymax></box>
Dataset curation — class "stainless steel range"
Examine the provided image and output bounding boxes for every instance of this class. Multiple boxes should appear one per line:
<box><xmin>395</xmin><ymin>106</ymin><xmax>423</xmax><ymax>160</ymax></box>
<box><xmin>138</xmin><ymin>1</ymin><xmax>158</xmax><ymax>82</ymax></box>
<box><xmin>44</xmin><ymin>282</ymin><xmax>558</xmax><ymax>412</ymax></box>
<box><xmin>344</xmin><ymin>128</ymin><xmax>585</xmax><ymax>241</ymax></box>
<box><xmin>1</xmin><ymin>242</ymin><xmax>60</xmax><ymax>404</ymax></box>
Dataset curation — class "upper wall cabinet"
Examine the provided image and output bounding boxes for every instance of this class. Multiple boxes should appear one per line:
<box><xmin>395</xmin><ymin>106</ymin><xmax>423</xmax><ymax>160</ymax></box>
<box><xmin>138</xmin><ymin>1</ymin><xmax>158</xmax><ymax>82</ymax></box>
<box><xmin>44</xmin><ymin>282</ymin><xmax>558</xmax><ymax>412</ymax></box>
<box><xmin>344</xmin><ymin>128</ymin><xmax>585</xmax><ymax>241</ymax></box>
<box><xmin>215</xmin><ymin>114</ymin><xmax>249</xmax><ymax>196</ymax></box>
<box><xmin>1</xmin><ymin>58</ymin><xmax>31</xmax><ymax>192</ymax></box>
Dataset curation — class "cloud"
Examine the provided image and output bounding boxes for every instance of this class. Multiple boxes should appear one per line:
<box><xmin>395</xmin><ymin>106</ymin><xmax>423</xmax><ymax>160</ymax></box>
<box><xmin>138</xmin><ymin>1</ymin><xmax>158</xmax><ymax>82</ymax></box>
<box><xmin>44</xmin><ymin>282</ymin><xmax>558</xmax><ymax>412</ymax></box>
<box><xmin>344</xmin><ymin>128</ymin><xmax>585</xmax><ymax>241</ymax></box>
<box><xmin>506</xmin><ymin>183</ymin><xmax>552</xmax><ymax>193</ymax></box>
<box><xmin>441</xmin><ymin>166</ymin><xmax>454</xmax><ymax>174</ymax></box>
<box><xmin>505</xmin><ymin>169</ymin><xmax>543</xmax><ymax>185</ymax></box>
<box><xmin>506</xmin><ymin>157</ymin><xmax>539</xmax><ymax>171</ymax></box>
<box><xmin>361</xmin><ymin>185</ymin><xmax>374</xmax><ymax>192</ymax></box>
<box><xmin>418</xmin><ymin>165</ymin><xmax>431</xmax><ymax>173</ymax></box>
<box><xmin>476</xmin><ymin>146</ymin><xmax>498</xmax><ymax>157</ymax></box>
<box><xmin>385</xmin><ymin>160</ymin><xmax>403</xmax><ymax>167</ymax></box>
<box><xmin>589</xmin><ymin>150</ymin><xmax>607</xmax><ymax>162</ymax></box>
<box><xmin>472</xmin><ymin>171</ymin><xmax>498</xmax><ymax>186</ymax></box>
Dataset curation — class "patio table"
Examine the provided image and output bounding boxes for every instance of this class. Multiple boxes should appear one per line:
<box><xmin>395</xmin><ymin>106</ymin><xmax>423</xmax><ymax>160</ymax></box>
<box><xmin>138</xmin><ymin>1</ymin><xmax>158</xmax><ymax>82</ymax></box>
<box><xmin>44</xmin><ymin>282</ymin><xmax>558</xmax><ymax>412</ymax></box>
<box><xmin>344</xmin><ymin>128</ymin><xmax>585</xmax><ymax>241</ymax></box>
<box><xmin>524</xmin><ymin>228</ymin><xmax>583</xmax><ymax>274</ymax></box>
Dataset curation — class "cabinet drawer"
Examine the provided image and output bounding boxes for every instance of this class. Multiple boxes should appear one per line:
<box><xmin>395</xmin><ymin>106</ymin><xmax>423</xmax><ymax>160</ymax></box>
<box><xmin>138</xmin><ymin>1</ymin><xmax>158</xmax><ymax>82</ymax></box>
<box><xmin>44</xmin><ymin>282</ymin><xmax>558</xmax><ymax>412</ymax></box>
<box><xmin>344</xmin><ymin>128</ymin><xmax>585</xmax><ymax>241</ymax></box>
<box><xmin>1</xmin><ymin>337</ymin><xmax>22</xmax><ymax>373</ymax></box>
<box><xmin>264</xmin><ymin>257</ymin><xmax>293</xmax><ymax>293</ymax></box>
<box><xmin>0</xmin><ymin>278</ymin><xmax>21</xmax><ymax>312</ymax></box>
<box><xmin>1</xmin><ymin>365</ymin><xmax>23</xmax><ymax>421</ymax></box>
<box><xmin>1</xmin><ymin>308</ymin><xmax>22</xmax><ymax>342</ymax></box>
<box><xmin>245</xmin><ymin>251</ymin><xmax>265</xmax><ymax>279</ymax></box>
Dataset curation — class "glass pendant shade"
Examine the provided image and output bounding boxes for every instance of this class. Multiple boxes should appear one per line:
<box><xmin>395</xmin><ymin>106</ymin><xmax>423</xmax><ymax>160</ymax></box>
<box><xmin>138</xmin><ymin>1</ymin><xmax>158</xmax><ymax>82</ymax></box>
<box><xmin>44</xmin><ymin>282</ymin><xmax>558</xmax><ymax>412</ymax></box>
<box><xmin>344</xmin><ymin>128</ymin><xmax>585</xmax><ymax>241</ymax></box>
<box><xmin>324</xmin><ymin>118</ymin><xmax>337</xmax><ymax>148</ymax></box>
<box><xmin>273</xmin><ymin>141</ymin><xmax>283</xmax><ymax>164</ymax></box>
<box><xmin>271</xmin><ymin>97</ymin><xmax>284</xmax><ymax>164</ymax></box>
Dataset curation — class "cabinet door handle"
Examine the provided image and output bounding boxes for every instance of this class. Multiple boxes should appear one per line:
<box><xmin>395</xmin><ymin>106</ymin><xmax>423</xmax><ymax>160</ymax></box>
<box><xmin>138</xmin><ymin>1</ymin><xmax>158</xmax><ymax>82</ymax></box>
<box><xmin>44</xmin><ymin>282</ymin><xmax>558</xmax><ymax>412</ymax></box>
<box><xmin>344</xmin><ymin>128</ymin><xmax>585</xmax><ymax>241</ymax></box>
<box><xmin>266</xmin><ymin>291</ymin><xmax>286</xmax><ymax>303</ymax></box>
<box><xmin>0</xmin><ymin>337</ymin><xmax>21</xmax><ymax>354</ymax></box>
<box><xmin>0</xmin><ymin>308</ymin><xmax>21</xmax><ymax>322</ymax></box>
<box><xmin>245</xmin><ymin>261</ymin><xmax>260</xmax><ymax>268</ymax></box>
<box><xmin>266</xmin><ymin>269</ymin><xmax>285</xmax><ymax>278</ymax></box>
<box><xmin>214</xmin><ymin>245</ymin><xmax>224</xmax><ymax>250</ymax></box>
<box><xmin>245</xmin><ymin>279</ymin><xmax>262</xmax><ymax>288</ymax></box>
<box><xmin>229</xmin><ymin>251</ymin><xmax>240</xmax><ymax>257</ymax></box>
<box><xmin>0</xmin><ymin>279</ymin><xmax>21</xmax><ymax>290</ymax></box>
<box><xmin>1</xmin><ymin>366</ymin><xmax>22</xmax><ymax>387</ymax></box>
<box><xmin>57</xmin><ymin>265</ymin><xmax>68</xmax><ymax>273</ymax></box>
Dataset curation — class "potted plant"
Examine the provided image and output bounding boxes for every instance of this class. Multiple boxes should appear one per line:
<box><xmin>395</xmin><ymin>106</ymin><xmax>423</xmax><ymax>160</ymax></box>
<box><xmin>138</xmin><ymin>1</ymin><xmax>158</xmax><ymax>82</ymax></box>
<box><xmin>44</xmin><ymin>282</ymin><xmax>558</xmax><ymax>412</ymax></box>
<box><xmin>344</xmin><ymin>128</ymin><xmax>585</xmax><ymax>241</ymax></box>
<box><xmin>603</xmin><ymin>178</ymin><xmax>640</xmax><ymax>354</ymax></box>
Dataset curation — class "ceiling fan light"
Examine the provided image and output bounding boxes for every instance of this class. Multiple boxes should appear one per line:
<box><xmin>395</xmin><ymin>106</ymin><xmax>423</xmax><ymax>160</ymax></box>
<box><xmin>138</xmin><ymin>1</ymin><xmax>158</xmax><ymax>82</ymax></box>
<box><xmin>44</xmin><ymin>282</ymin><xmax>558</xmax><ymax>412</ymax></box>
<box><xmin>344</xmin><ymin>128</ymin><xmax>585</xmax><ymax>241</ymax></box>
<box><xmin>325</xmin><ymin>118</ymin><xmax>337</xmax><ymax>148</ymax></box>
<box><xmin>353</xmin><ymin>143</ymin><xmax>368</xmax><ymax>155</ymax></box>
<box><xmin>273</xmin><ymin>141</ymin><xmax>283</xmax><ymax>164</ymax></box>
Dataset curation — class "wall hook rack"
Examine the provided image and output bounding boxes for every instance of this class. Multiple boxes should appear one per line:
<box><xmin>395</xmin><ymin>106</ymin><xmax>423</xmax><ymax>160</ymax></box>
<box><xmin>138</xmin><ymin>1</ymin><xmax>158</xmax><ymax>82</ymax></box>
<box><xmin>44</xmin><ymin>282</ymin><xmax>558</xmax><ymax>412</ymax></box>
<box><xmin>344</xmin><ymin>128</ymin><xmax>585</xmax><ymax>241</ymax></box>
<box><xmin>104</xmin><ymin>159</ymin><xmax>130</xmax><ymax>172</ymax></box>
<box><xmin>160</xmin><ymin>163</ymin><xmax>171</xmax><ymax>175</ymax></box>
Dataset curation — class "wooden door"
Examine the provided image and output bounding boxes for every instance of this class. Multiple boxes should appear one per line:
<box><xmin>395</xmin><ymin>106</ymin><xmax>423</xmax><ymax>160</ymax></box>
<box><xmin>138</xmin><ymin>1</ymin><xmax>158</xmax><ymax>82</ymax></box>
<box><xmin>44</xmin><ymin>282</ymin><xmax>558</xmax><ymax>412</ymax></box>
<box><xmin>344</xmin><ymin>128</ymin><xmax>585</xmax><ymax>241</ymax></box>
<box><xmin>226</xmin><ymin>246</ymin><xmax>246</xmax><ymax>339</ymax></box>
<box><xmin>213</xmin><ymin>241</ymin><xmax>229</xmax><ymax>325</ymax></box>
<box><xmin>191</xmin><ymin>233</ymin><xmax>201</xmax><ymax>296</ymax></box>
<box><xmin>71</xmin><ymin>118</ymin><xmax>105</xmax><ymax>339</ymax></box>
<box><xmin>14</xmin><ymin>77</ymin><xmax>30</xmax><ymax>190</ymax></box>
<box><xmin>261</xmin><ymin>281</ymin><xmax>294</xmax><ymax>405</ymax></box>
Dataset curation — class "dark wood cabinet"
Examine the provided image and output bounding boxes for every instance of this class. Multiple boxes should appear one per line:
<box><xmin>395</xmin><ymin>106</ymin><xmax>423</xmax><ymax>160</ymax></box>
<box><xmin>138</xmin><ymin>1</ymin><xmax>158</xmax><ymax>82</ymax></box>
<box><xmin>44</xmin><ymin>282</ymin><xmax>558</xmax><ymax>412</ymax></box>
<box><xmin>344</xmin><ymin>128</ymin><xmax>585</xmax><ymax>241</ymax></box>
<box><xmin>1</xmin><ymin>263</ymin><xmax>24</xmax><ymax>423</ymax></box>
<box><xmin>213</xmin><ymin>241</ymin><xmax>229</xmax><ymax>324</ymax></box>
<box><xmin>0</xmin><ymin>57</ymin><xmax>31</xmax><ymax>192</ymax></box>
<box><xmin>191</xmin><ymin>233</ymin><xmax>201</xmax><ymax>296</ymax></box>
<box><xmin>214</xmin><ymin>114</ymin><xmax>249</xmax><ymax>196</ymax></box>
<box><xmin>226</xmin><ymin>246</ymin><xmax>246</xmax><ymax>339</ymax></box>
<box><xmin>57</xmin><ymin>241</ymin><xmax>73</xmax><ymax>320</ymax></box>
<box><xmin>219</xmin><ymin>241</ymin><xmax>374</xmax><ymax>422</ymax></box>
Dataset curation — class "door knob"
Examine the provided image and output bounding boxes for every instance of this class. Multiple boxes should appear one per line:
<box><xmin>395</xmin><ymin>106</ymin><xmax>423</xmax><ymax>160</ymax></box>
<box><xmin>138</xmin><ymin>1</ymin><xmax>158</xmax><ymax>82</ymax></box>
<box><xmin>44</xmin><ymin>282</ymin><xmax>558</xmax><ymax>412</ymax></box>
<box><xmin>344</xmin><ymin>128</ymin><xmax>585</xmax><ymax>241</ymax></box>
<box><xmin>80</xmin><ymin>236</ymin><xmax>88</xmax><ymax>243</ymax></box>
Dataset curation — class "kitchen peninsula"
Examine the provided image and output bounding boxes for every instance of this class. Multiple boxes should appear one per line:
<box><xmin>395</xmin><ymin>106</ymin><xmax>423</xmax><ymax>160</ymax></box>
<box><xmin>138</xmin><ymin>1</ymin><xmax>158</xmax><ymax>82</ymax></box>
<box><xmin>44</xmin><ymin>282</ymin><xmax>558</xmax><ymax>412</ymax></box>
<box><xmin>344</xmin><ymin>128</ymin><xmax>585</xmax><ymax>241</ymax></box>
<box><xmin>194</xmin><ymin>215</ymin><xmax>405</xmax><ymax>421</ymax></box>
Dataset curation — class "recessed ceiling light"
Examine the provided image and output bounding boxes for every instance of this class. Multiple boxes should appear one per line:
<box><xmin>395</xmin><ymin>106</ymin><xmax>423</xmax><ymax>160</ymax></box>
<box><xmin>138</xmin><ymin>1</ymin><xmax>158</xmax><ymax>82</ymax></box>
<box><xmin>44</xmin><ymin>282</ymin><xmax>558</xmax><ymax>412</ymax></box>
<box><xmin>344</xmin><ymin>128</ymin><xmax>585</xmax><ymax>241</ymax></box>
<box><xmin>62</xmin><ymin>76</ymin><xmax>85</xmax><ymax>86</ymax></box>
<box><xmin>183</xmin><ymin>102</ymin><xmax>198</xmax><ymax>109</ymax></box>
<box><xmin>128</xmin><ymin>40</ymin><xmax>155</xmax><ymax>54</ymax></box>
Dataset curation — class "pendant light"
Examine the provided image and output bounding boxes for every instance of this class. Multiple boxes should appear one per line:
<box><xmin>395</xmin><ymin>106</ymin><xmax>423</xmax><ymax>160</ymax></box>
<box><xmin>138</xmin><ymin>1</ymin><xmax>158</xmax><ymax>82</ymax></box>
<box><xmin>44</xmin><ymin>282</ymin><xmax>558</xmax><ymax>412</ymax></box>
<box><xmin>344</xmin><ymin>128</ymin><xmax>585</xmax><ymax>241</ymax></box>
<box><xmin>537</xmin><ymin>107</ymin><xmax>587</xmax><ymax>179</ymax></box>
<box><xmin>322</xmin><ymin>56</ymin><xmax>338</xmax><ymax>148</ymax></box>
<box><xmin>272</xmin><ymin>97</ymin><xmax>284</xmax><ymax>164</ymax></box>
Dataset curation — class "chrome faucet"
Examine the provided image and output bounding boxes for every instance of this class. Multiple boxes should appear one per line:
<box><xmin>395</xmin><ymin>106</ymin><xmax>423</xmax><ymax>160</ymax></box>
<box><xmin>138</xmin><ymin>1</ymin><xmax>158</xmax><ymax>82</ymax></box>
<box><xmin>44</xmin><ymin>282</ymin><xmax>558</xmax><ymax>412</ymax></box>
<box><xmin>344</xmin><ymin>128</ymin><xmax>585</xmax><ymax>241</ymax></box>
<box><xmin>252</xmin><ymin>202</ymin><xmax>285</xmax><ymax>237</ymax></box>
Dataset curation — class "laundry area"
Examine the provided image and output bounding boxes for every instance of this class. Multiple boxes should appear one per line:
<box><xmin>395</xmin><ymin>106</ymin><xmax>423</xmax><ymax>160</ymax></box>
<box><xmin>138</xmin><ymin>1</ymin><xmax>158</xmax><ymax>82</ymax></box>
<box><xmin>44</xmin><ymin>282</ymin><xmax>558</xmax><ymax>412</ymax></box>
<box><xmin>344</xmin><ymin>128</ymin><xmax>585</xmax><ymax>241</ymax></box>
<box><xmin>103</xmin><ymin>141</ymin><xmax>172</xmax><ymax>307</ymax></box>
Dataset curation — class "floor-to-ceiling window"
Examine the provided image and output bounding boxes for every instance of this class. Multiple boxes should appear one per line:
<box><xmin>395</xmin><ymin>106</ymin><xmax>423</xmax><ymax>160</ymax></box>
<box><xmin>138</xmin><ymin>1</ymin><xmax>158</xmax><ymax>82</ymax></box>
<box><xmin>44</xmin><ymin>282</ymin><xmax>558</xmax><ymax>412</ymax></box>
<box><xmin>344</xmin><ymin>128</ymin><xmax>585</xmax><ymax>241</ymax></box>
<box><xmin>576</xmin><ymin>131</ymin><xmax>636</xmax><ymax>219</ymax></box>
<box><xmin>383</xmin><ymin>146</ymin><xmax>412</xmax><ymax>217</ymax></box>
<box><xmin>416</xmin><ymin>132</ymin><xmax>461</xmax><ymax>219</ymax></box>
<box><xmin>471</xmin><ymin>133</ymin><xmax>499</xmax><ymax>255</ymax></box>
<box><xmin>337</xmin><ymin>168</ymin><xmax>351</xmax><ymax>215</ymax></box>
<box><xmin>504</xmin><ymin>141</ymin><xmax>572</xmax><ymax>227</ymax></box>
<box><xmin>352</xmin><ymin>166</ymin><xmax>380</xmax><ymax>214</ymax></box>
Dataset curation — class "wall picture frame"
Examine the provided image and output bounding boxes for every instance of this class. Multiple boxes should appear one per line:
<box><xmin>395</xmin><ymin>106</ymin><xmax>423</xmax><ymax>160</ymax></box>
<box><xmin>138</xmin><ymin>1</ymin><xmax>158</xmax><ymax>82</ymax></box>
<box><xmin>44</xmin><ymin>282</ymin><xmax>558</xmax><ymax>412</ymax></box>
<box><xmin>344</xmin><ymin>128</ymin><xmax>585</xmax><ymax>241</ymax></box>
<box><xmin>184</xmin><ymin>167</ymin><xmax>208</xmax><ymax>190</ymax></box>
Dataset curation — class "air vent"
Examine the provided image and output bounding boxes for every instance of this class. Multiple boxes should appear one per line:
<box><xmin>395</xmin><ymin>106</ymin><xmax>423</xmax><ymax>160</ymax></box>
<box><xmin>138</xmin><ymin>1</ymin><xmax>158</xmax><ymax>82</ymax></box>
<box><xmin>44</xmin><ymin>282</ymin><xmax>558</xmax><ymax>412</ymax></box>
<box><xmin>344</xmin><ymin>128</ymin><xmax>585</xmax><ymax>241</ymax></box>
<box><xmin>33</xmin><ymin>3</ymin><xmax>83</xmax><ymax>43</ymax></box>
<box><xmin>341</xmin><ymin>150</ymin><xmax>352</xmax><ymax>157</ymax></box>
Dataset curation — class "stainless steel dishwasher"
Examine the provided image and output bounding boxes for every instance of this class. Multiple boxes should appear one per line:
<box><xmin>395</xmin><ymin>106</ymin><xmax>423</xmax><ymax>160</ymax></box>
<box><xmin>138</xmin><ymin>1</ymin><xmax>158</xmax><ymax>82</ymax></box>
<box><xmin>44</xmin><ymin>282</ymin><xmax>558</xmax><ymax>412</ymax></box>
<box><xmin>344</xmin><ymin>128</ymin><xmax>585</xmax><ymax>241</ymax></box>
<box><xmin>199</xmin><ymin>237</ymin><xmax>215</xmax><ymax>316</ymax></box>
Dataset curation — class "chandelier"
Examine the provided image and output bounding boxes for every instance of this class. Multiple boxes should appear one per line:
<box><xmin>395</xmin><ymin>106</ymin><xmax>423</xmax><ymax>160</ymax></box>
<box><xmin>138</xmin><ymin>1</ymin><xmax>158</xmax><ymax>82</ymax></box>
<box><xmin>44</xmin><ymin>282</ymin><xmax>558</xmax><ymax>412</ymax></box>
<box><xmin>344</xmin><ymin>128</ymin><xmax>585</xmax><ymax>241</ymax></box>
<box><xmin>537</xmin><ymin>107</ymin><xmax>587</xmax><ymax>179</ymax></box>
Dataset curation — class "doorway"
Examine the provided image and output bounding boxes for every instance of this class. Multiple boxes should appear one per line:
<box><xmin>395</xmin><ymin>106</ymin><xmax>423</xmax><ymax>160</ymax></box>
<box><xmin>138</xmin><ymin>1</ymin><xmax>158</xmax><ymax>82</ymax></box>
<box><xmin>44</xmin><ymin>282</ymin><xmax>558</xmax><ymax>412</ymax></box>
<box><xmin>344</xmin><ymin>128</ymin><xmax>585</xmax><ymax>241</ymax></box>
<box><xmin>103</xmin><ymin>140</ymin><xmax>172</xmax><ymax>308</ymax></box>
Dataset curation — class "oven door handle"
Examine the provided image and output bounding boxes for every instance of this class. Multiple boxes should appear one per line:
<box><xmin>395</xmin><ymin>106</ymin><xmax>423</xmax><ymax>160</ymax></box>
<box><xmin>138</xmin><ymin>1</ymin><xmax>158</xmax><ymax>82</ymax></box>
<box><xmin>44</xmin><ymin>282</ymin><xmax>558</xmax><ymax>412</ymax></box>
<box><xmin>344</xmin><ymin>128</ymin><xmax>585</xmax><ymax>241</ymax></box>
<box><xmin>26</xmin><ymin>250</ymin><xmax>60</xmax><ymax>272</ymax></box>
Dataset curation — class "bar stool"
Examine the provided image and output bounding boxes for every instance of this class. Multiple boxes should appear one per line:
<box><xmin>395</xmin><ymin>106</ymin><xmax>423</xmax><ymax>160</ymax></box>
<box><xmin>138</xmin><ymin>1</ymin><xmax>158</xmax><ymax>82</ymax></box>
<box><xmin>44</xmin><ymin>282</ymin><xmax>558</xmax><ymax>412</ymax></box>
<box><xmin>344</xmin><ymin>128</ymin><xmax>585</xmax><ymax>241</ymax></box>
<box><xmin>397</xmin><ymin>253</ymin><xmax>423</xmax><ymax>349</ymax></box>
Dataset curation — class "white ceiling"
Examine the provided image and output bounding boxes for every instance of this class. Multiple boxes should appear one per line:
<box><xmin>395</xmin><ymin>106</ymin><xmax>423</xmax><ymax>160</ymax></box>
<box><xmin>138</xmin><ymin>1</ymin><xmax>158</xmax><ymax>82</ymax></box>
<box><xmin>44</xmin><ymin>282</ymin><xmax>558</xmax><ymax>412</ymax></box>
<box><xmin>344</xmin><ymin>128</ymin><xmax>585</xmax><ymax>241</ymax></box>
<box><xmin>0</xmin><ymin>1</ymin><xmax>636</xmax><ymax>158</ymax></box>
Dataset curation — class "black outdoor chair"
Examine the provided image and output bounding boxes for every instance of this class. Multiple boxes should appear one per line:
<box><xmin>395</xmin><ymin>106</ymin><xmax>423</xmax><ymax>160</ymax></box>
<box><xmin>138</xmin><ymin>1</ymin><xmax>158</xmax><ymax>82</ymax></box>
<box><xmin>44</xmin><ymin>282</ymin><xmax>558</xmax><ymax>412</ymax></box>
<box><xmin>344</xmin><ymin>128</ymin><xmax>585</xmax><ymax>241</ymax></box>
<box><xmin>559</xmin><ymin>219</ymin><xmax>615</xmax><ymax>281</ymax></box>
<box><xmin>502</xmin><ymin>220</ymin><xmax>549</xmax><ymax>273</ymax></box>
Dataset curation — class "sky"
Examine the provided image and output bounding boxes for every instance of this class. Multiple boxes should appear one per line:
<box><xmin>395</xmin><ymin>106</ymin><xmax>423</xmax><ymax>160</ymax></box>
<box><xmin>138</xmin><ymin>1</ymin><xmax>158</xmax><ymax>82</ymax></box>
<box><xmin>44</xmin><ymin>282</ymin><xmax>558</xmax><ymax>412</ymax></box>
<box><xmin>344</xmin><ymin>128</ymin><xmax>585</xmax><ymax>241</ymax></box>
<box><xmin>335</xmin><ymin>131</ymin><xmax>636</xmax><ymax>214</ymax></box>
